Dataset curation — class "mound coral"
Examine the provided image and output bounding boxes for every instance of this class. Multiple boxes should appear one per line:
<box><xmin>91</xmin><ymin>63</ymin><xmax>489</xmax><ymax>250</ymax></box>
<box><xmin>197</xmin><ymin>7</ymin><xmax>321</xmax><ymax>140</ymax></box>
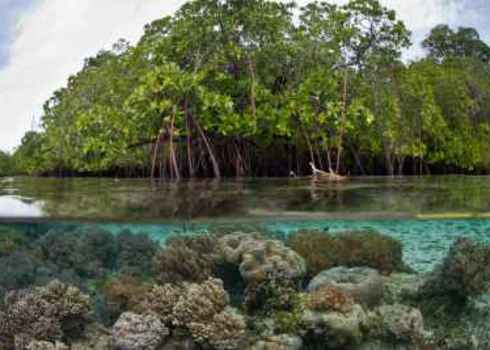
<box><xmin>307</xmin><ymin>267</ymin><xmax>384</xmax><ymax>308</ymax></box>
<box><xmin>218</xmin><ymin>233</ymin><xmax>306</xmax><ymax>284</ymax></box>
<box><xmin>153</xmin><ymin>234</ymin><xmax>219</xmax><ymax>284</ymax></box>
<box><xmin>421</xmin><ymin>238</ymin><xmax>490</xmax><ymax>301</ymax></box>
<box><xmin>306</xmin><ymin>286</ymin><xmax>355</xmax><ymax>314</ymax></box>
<box><xmin>287</xmin><ymin>230</ymin><xmax>406</xmax><ymax>277</ymax></box>
<box><xmin>2</xmin><ymin>280</ymin><xmax>91</xmax><ymax>347</ymax></box>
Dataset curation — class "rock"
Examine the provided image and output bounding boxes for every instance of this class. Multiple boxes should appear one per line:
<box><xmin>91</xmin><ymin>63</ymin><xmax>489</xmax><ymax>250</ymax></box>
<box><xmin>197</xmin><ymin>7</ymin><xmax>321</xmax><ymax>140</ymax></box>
<box><xmin>376</xmin><ymin>304</ymin><xmax>427</xmax><ymax>342</ymax></box>
<box><xmin>302</xmin><ymin>304</ymin><xmax>366</xmax><ymax>348</ymax></box>
<box><xmin>251</xmin><ymin>334</ymin><xmax>303</xmax><ymax>350</ymax></box>
<box><xmin>307</xmin><ymin>267</ymin><xmax>384</xmax><ymax>308</ymax></box>
<box><xmin>112</xmin><ymin>312</ymin><xmax>169</xmax><ymax>350</ymax></box>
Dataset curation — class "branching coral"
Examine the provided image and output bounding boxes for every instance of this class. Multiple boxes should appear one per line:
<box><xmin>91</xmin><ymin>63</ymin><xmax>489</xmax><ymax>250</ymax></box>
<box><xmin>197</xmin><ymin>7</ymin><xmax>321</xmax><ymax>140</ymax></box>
<box><xmin>0</xmin><ymin>227</ymin><xmax>28</xmax><ymax>256</ymax></box>
<box><xmin>153</xmin><ymin>234</ymin><xmax>220</xmax><ymax>284</ymax></box>
<box><xmin>171</xmin><ymin>278</ymin><xmax>229</xmax><ymax>327</ymax></box>
<box><xmin>37</xmin><ymin>228</ymin><xmax>118</xmax><ymax>279</ymax></box>
<box><xmin>2</xmin><ymin>280</ymin><xmax>91</xmax><ymax>347</ymax></box>
<box><xmin>112</xmin><ymin>312</ymin><xmax>169</xmax><ymax>350</ymax></box>
<box><xmin>100</xmin><ymin>275</ymin><xmax>150</xmax><ymax>325</ymax></box>
<box><xmin>287</xmin><ymin>230</ymin><xmax>406</xmax><ymax>277</ymax></box>
<box><xmin>134</xmin><ymin>278</ymin><xmax>246</xmax><ymax>349</ymax></box>
<box><xmin>187</xmin><ymin>309</ymin><xmax>247</xmax><ymax>350</ymax></box>
<box><xmin>135</xmin><ymin>284</ymin><xmax>182</xmax><ymax>325</ymax></box>
<box><xmin>244</xmin><ymin>272</ymin><xmax>301</xmax><ymax>314</ymax></box>
<box><xmin>115</xmin><ymin>231</ymin><xmax>159</xmax><ymax>277</ymax></box>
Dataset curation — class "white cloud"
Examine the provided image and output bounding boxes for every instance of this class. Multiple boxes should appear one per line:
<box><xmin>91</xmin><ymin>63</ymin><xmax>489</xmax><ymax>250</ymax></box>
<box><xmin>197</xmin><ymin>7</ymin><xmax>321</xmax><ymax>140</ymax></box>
<box><xmin>0</xmin><ymin>0</ymin><xmax>182</xmax><ymax>151</ymax></box>
<box><xmin>0</xmin><ymin>0</ymin><xmax>488</xmax><ymax>151</ymax></box>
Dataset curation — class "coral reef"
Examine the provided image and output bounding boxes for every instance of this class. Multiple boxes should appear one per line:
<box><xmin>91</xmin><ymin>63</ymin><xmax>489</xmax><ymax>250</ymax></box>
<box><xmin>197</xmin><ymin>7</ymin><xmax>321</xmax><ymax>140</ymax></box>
<box><xmin>2</xmin><ymin>280</ymin><xmax>91</xmax><ymax>347</ymax></box>
<box><xmin>287</xmin><ymin>230</ymin><xmax>407</xmax><ymax>277</ymax></box>
<box><xmin>111</xmin><ymin>312</ymin><xmax>169</xmax><ymax>350</ymax></box>
<box><xmin>307</xmin><ymin>267</ymin><xmax>384</xmax><ymax>308</ymax></box>
<box><xmin>5</xmin><ymin>225</ymin><xmax>490</xmax><ymax>350</ymax></box>
<box><xmin>153</xmin><ymin>234</ymin><xmax>219</xmax><ymax>284</ymax></box>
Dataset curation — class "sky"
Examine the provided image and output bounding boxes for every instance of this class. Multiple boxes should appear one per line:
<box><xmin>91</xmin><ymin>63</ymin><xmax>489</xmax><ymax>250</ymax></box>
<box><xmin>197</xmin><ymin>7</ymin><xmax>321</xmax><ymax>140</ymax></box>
<box><xmin>0</xmin><ymin>0</ymin><xmax>489</xmax><ymax>152</ymax></box>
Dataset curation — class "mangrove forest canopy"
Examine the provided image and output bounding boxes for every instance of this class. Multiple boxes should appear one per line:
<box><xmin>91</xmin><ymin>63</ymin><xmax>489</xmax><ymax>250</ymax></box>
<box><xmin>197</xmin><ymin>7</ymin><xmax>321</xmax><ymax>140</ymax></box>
<box><xmin>9</xmin><ymin>0</ymin><xmax>490</xmax><ymax>178</ymax></box>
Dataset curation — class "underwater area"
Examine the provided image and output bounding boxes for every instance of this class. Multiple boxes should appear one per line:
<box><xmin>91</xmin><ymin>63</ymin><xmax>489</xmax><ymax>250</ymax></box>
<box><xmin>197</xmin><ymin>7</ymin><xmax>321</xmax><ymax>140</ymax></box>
<box><xmin>2</xmin><ymin>176</ymin><xmax>490</xmax><ymax>349</ymax></box>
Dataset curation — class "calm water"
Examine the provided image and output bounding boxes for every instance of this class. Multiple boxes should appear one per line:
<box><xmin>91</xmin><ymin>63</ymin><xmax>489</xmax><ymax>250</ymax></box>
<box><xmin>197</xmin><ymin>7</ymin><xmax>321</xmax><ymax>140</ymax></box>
<box><xmin>1</xmin><ymin>176</ymin><xmax>490</xmax><ymax>272</ymax></box>
<box><xmin>1</xmin><ymin>175</ymin><xmax>490</xmax><ymax>221</ymax></box>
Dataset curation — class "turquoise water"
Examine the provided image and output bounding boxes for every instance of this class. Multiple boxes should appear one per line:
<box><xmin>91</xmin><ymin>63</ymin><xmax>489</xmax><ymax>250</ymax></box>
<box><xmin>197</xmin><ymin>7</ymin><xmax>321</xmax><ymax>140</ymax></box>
<box><xmin>3</xmin><ymin>218</ymin><xmax>490</xmax><ymax>272</ymax></box>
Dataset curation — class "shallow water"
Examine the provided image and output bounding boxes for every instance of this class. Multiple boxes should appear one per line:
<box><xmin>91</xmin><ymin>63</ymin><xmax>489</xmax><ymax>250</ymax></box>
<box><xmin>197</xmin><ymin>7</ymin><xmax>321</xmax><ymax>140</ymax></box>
<box><xmin>2</xmin><ymin>175</ymin><xmax>490</xmax><ymax>220</ymax></box>
<box><xmin>2</xmin><ymin>176</ymin><xmax>490</xmax><ymax>272</ymax></box>
<box><xmin>1</xmin><ymin>218</ymin><xmax>489</xmax><ymax>273</ymax></box>
<box><xmin>2</xmin><ymin>176</ymin><xmax>490</xmax><ymax>348</ymax></box>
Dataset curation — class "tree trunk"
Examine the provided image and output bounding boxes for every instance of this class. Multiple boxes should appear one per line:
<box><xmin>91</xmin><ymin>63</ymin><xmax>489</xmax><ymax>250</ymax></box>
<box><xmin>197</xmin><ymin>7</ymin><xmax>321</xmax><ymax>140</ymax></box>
<box><xmin>191</xmin><ymin>114</ymin><xmax>221</xmax><ymax>178</ymax></box>
<box><xmin>336</xmin><ymin>69</ymin><xmax>349</xmax><ymax>173</ymax></box>
<box><xmin>169</xmin><ymin>109</ymin><xmax>180</xmax><ymax>180</ymax></box>
<box><xmin>151</xmin><ymin>122</ymin><xmax>166</xmax><ymax>179</ymax></box>
<box><xmin>385</xmin><ymin>153</ymin><xmax>395</xmax><ymax>177</ymax></box>
<box><xmin>184</xmin><ymin>103</ymin><xmax>195</xmax><ymax>177</ymax></box>
<box><xmin>247</xmin><ymin>56</ymin><xmax>257</xmax><ymax>119</ymax></box>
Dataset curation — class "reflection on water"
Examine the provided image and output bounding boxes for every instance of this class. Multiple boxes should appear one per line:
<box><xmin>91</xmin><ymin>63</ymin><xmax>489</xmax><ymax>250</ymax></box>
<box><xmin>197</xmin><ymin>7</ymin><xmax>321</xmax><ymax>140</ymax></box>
<box><xmin>1</xmin><ymin>176</ymin><xmax>490</xmax><ymax>221</ymax></box>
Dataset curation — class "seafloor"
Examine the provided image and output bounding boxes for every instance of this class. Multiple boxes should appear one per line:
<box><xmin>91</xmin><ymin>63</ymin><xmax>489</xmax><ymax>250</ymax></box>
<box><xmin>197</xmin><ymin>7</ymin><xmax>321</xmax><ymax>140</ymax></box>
<box><xmin>1</xmin><ymin>221</ymin><xmax>490</xmax><ymax>349</ymax></box>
